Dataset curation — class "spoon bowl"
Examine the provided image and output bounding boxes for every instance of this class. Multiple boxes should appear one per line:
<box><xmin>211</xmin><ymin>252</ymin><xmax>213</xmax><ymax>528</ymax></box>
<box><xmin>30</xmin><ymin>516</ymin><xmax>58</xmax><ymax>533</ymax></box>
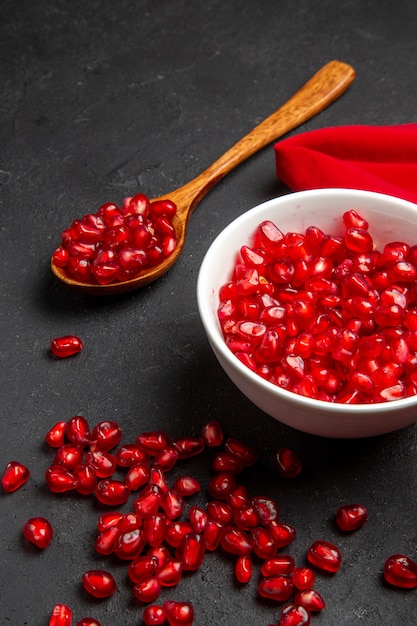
<box><xmin>51</xmin><ymin>60</ymin><xmax>355</xmax><ymax>295</ymax></box>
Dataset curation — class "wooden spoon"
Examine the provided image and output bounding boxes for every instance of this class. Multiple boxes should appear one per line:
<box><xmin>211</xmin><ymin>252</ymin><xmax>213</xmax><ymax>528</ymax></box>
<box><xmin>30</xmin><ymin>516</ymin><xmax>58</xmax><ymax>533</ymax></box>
<box><xmin>51</xmin><ymin>60</ymin><xmax>355</xmax><ymax>295</ymax></box>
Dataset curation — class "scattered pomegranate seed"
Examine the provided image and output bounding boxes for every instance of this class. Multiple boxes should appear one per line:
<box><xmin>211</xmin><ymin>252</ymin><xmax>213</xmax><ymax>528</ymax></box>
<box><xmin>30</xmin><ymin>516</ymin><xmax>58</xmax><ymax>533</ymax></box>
<box><xmin>276</xmin><ymin>448</ymin><xmax>302</xmax><ymax>478</ymax></box>
<box><xmin>278</xmin><ymin>604</ymin><xmax>311</xmax><ymax>625</ymax></box>
<box><xmin>383</xmin><ymin>554</ymin><xmax>417</xmax><ymax>589</ymax></box>
<box><xmin>49</xmin><ymin>603</ymin><xmax>73</xmax><ymax>626</ymax></box>
<box><xmin>294</xmin><ymin>589</ymin><xmax>325</xmax><ymax>612</ymax></box>
<box><xmin>82</xmin><ymin>569</ymin><xmax>117</xmax><ymax>598</ymax></box>
<box><xmin>261</xmin><ymin>555</ymin><xmax>295</xmax><ymax>577</ymax></box>
<box><xmin>45</xmin><ymin>464</ymin><xmax>76</xmax><ymax>493</ymax></box>
<box><xmin>307</xmin><ymin>540</ymin><xmax>342</xmax><ymax>573</ymax></box>
<box><xmin>258</xmin><ymin>575</ymin><xmax>294</xmax><ymax>602</ymax></box>
<box><xmin>91</xmin><ymin>420</ymin><xmax>122</xmax><ymax>451</ymax></box>
<box><xmin>218</xmin><ymin>211</ymin><xmax>417</xmax><ymax>403</ymax></box>
<box><xmin>132</xmin><ymin>576</ymin><xmax>162</xmax><ymax>603</ymax></box>
<box><xmin>291</xmin><ymin>567</ymin><xmax>315</xmax><ymax>591</ymax></box>
<box><xmin>53</xmin><ymin>194</ymin><xmax>178</xmax><ymax>285</ymax></box>
<box><xmin>95</xmin><ymin>479</ymin><xmax>130</xmax><ymax>506</ymax></box>
<box><xmin>1</xmin><ymin>460</ymin><xmax>30</xmax><ymax>492</ymax></box>
<box><xmin>235</xmin><ymin>554</ymin><xmax>253</xmax><ymax>583</ymax></box>
<box><xmin>173</xmin><ymin>475</ymin><xmax>201</xmax><ymax>496</ymax></box>
<box><xmin>50</xmin><ymin>335</ymin><xmax>83</xmax><ymax>358</ymax></box>
<box><xmin>143</xmin><ymin>604</ymin><xmax>167</xmax><ymax>625</ymax></box>
<box><xmin>23</xmin><ymin>517</ymin><xmax>54</xmax><ymax>549</ymax></box>
<box><xmin>335</xmin><ymin>503</ymin><xmax>368</xmax><ymax>531</ymax></box>
<box><xmin>45</xmin><ymin>421</ymin><xmax>67</xmax><ymax>447</ymax></box>
<box><xmin>76</xmin><ymin>619</ymin><xmax>102</xmax><ymax>626</ymax></box>
<box><xmin>66</xmin><ymin>415</ymin><xmax>92</xmax><ymax>446</ymax></box>
<box><xmin>163</xmin><ymin>600</ymin><xmax>194</xmax><ymax>626</ymax></box>
<box><xmin>200</xmin><ymin>420</ymin><xmax>224</xmax><ymax>446</ymax></box>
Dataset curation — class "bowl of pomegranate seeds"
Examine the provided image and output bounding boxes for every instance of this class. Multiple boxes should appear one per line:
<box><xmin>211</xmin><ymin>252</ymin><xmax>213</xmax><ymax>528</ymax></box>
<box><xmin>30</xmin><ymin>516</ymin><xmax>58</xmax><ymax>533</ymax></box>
<box><xmin>197</xmin><ymin>188</ymin><xmax>417</xmax><ymax>438</ymax></box>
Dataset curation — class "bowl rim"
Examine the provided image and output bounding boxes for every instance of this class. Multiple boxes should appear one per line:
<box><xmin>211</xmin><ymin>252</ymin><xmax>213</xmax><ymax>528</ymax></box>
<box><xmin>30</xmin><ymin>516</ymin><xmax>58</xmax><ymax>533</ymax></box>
<box><xmin>197</xmin><ymin>188</ymin><xmax>417</xmax><ymax>415</ymax></box>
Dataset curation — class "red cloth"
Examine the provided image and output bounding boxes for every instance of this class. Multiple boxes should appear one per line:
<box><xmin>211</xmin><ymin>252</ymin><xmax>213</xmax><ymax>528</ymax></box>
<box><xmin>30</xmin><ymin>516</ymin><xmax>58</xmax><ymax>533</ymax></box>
<box><xmin>274</xmin><ymin>124</ymin><xmax>417</xmax><ymax>205</ymax></box>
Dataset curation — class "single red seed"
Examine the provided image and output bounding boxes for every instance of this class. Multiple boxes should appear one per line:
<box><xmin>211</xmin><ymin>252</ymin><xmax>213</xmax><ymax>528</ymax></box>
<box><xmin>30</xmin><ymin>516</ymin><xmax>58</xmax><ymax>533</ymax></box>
<box><xmin>91</xmin><ymin>420</ymin><xmax>122</xmax><ymax>451</ymax></box>
<box><xmin>189</xmin><ymin>506</ymin><xmax>208</xmax><ymax>532</ymax></box>
<box><xmin>156</xmin><ymin>557</ymin><xmax>183</xmax><ymax>587</ymax></box>
<box><xmin>136</xmin><ymin>430</ymin><xmax>171</xmax><ymax>454</ymax></box>
<box><xmin>50</xmin><ymin>335</ymin><xmax>83</xmax><ymax>358</ymax></box>
<box><xmin>307</xmin><ymin>539</ymin><xmax>342</xmax><ymax>573</ymax></box>
<box><xmin>207</xmin><ymin>500</ymin><xmax>233</xmax><ymax>525</ymax></box>
<box><xmin>164</xmin><ymin>521</ymin><xmax>194</xmax><ymax>548</ymax></box>
<box><xmin>95</xmin><ymin>479</ymin><xmax>130</xmax><ymax>506</ymax></box>
<box><xmin>49</xmin><ymin>604</ymin><xmax>73</xmax><ymax>626</ymax></box>
<box><xmin>162</xmin><ymin>489</ymin><xmax>184</xmax><ymax>520</ymax></box>
<box><xmin>292</xmin><ymin>567</ymin><xmax>315</xmax><ymax>591</ymax></box>
<box><xmin>268</xmin><ymin>521</ymin><xmax>296</xmax><ymax>548</ymax></box>
<box><xmin>45</xmin><ymin>464</ymin><xmax>75</xmax><ymax>493</ymax></box>
<box><xmin>45</xmin><ymin>421</ymin><xmax>67</xmax><ymax>448</ymax></box>
<box><xmin>384</xmin><ymin>554</ymin><xmax>417</xmax><ymax>589</ymax></box>
<box><xmin>66</xmin><ymin>415</ymin><xmax>92</xmax><ymax>446</ymax></box>
<box><xmin>133</xmin><ymin>577</ymin><xmax>162</xmax><ymax>603</ymax></box>
<box><xmin>294</xmin><ymin>589</ymin><xmax>325</xmax><ymax>612</ymax></box>
<box><xmin>227</xmin><ymin>484</ymin><xmax>250</xmax><ymax>510</ymax></box>
<box><xmin>220</xmin><ymin>527</ymin><xmax>252</xmax><ymax>555</ymax></box>
<box><xmin>23</xmin><ymin>516</ymin><xmax>53</xmax><ymax>549</ymax></box>
<box><xmin>143</xmin><ymin>514</ymin><xmax>167</xmax><ymax>547</ymax></box>
<box><xmin>149</xmin><ymin>467</ymin><xmax>169</xmax><ymax>493</ymax></box>
<box><xmin>114</xmin><ymin>528</ymin><xmax>146</xmax><ymax>560</ymax></box>
<box><xmin>172</xmin><ymin>436</ymin><xmax>205</xmax><ymax>459</ymax></box>
<box><xmin>261</xmin><ymin>555</ymin><xmax>295</xmax><ymax>577</ymax></box>
<box><xmin>203</xmin><ymin>519</ymin><xmax>224</xmax><ymax>551</ymax></box>
<box><xmin>235</xmin><ymin>554</ymin><xmax>253</xmax><ymax>583</ymax></box>
<box><xmin>54</xmin><ymin>443</ymin><xmax>84</xmax><ymax>469</ymax></box>
<box><xmin>251</xmin><ymin>526</ymin><xmax>277</xmax><ymax>559</ymax></box>
<box><xmin>278</xmin><ymin>604</ymin><xmax>311</xmax><ymax>626</ymax></box>
<box><xmin>82</xmin><ymin>569</ymin><xmax>117</xmax><ymax>598</ymax></box>
<box><xmin>76</xmin><ymin>619</ymin><xmax>102</xmax><ymax>626</ymax></box>
<box><xmin>94</xmin><ymin>525</ymin><xmax>121</xmax><ymax>555</ymax></box>
<box><xmin>176</xmin><ymin>532</ymin><xmax>206</xmax><ymax>571</ymax></box>
<box><xmin>134</xmin><ymin>485</ymin><xmax>163</xmax><ymax>517</ymax></box>
<box><xmin>224</xmin><ymin>438</ymin><xmax>258</xmax><ymax>466</ymax></box>
<box><xmin>125</xmin><ymin>463</ymin><xmax>150</xmax><ymax>491</ymax></box>
<box><xmin>200</xmin><ymin>420</ymin><xmax>224</xmax><ymax>446</ymax></box>
<box><xmin>276</xmin><ymin>448</ymin><xmax>302</xmax><ymax>478</ymax></box>
<box><xmin>97</xmin><ymin>511</ymin><xmax>124</xmax><ymax>532</ymax></box>
<box><xmin>1</xmin><ymin>461</ymin><xmax>30</xmax><ymax>492</ymax></box>
<box><xmin>142</xmin><ymin>604</ymin><xmax>167</xmax><ymax>625</ymax></box>
<box><xmin>85</xmin><ymin>448</ymin><xmax>117</xmax><ymax>478</ymax></box>
<box><xmin>207</xmin><ymin>472</ymin><xmax>236</xmax><ymax>500</ymax></box>
<box><xmin>258</xmin><ymin>575</ymin><xmax>294</xmax><ymax>602</ymax></box>
<box><xmin>233</xmin><ymin>504</ymin><xmax>259</xmax><ymax>530</ymax></box>
<box><xmin>152</xmin><ymin>445</ymin><xmax>179</xmax><ymax>471</ymax></box>
<box><xmin>212</xmin><ymin>452</ymin><xmax>244</xmax><ymax>474</ymax></box>
<box><xmin>173</xmin><ymin>475</ymin><xmax>201</xmax><ymax>496</ymax></box>
<box><xmin>251</xmin><ymin>496</ymin><xmax>279</xmax><ymax>524</ymax></box>
<box><xmin>74</xmin><ymin>463</ymin><xmax>97</xmax><ymax>495</ymax></box>
<box><xmin>128</xmin><ymin>555</ymin><xmax>159</xmax><ymax>583</ymax></box>
<box><xmin>336</xmin><ymin>503</ymin><xmax>368</xmax><ymax>531</ymax></box>
<box><xmin>115</xmin><ymin>443</ymin><xmax>149</xmax><ymax>467</ymax></box>
<box><xmin>163</xmin><ymin>600</ymin><xmax>194</xmax><ymax>626</ymax></box>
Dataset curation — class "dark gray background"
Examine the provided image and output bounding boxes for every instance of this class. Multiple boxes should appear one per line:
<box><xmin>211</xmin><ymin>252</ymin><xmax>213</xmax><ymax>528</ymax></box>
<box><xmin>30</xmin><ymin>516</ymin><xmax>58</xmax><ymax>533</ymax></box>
<box><xmin>1</xmin><ymin>1</ymin><xmax>417</xmax><ymax>624</ymax></box>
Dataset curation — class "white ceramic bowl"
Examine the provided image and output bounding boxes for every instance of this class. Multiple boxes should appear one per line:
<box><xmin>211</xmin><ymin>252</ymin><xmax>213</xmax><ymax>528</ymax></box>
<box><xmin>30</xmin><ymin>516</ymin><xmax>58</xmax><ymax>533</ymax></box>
<box><xmin>197</xmin><ymin>188</ymin><xmax>417</xmax><ymax>438</ymax></box>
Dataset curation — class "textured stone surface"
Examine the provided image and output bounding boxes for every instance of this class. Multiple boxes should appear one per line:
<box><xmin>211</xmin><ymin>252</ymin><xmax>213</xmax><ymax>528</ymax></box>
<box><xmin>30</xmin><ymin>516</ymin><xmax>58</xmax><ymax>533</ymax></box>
<box><xmin>1</xmin><ymin>1</ymin><xmax>417</xmax><ymax>624</ymax></box>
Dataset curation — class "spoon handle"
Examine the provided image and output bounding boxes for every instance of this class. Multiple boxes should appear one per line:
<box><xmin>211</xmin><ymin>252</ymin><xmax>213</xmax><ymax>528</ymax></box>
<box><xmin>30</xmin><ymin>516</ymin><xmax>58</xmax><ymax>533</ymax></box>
<box><xmin>173</xmin><ymin>60</ymin><xmax>355</xmax><ymax>215</ymax></box>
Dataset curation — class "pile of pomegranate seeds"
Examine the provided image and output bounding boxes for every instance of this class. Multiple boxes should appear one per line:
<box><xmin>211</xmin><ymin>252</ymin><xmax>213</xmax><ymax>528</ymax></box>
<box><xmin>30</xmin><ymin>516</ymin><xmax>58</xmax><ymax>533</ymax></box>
<box><xmin>52</xmin><ymin>193</ymin><xmax>177</xmax><ymax>285</ymax></box>
<box><xmin>2</xmin><ymin>415</ymin><xmax>416</xmax><ymax>624</ymax></box>
<box><xmin>218</xmin><ymin>209</ymin><xmax>417</xmax><ymax>403</ymax></box>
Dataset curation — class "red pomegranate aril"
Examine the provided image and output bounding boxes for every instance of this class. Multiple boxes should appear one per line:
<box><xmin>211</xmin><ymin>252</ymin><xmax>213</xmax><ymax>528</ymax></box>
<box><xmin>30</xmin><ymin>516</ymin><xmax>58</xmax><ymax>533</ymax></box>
<box><xmin>268</xmin><ymin>521</ymin><xmax>296</xmax><ymax>548</ymax></box>
<box><xmin>94</xmin><ymin>525</ymin><xmax>121</xmax><ymax>555</ymax></box>
<box><xmin>23</xmin><ymin>516</ymin><xmax>53</xmax><ymax>548</ymax></box>
<box><xmin>163</xmin><ymin>600</ymin><xmax>194</xmax><ymax>626</ymax></box>
<box><xmin>133</xmin><ymin>577</ymin><xmax>162</xmax><ymax>603</ymax></box>
<box><xmin>227</xmin><ymin>484</ymin><xmax>250</xmax><ymax>510</ymax></box>
<box><xmin>142</xmin><ymin>604</ymin><xmax>167</xmax><ymax>625</ymax></box>
<box><xmin>85</xmin><ymin>449</ymin><xmax>117</xmax><ymax>478</ymax></box>
<box><xmin>384</xmin><ymin>554</ymin><xmax>417</xmax><ymax>589</ymax></box>
<box><xmin>136</xmin><ymin>430</ymin><xmax>171</xmax><ymax>454</ymax></box>
<box><xmin>66</xmin><ymin>415</ymin><xmax>92</xmax><ymax>446</ymax></box>
<box><xmin>276</xmin><ymin>448</ymin><xmax>302</xmax><ymax>479</ymax></box>
<box><xmin>201</xmin><ymin>420</ymin><xmax>224</xmax><ymax>447</ymax></box>
<box><xmin>164</xmin><ymin>520</ymin><xmax>194</xmax><ymax>548</ymax></box>
<box><xmin>156</xmin><ymin>557</ymin><xmax>183</xmax><ymax>587</ymax></box>
<box><xmin>292</xmin><ymin>567</ymin><xmax>315</xmax><ymax>591</ymax></box>
<box><xmin>189</xmin><ymin>506</ymin><xmax>208</xmax><ymax>532</ymax></box>
<box><xmin>212</xmin><ymin>452</ymin><xmax>244</xmax><ymax>474</ymax></box>
<box><xmin>251</xmin><ymin>526</ymin><xmax>277</xmax><ymax>559</ymax></box>
<box><xmin>74</xmin><ymin>463</ymin><xmax>97</xmax><ymax>495</ymax></box>
<box><xmin>149</xmin><ymin>467</ymin><xmax>169</xmax><ymax>493</ymax></box>
<box><xmin>307</xmin><ymin>540</ymin><xmax>342</xmax><ymax>573</ymax></box>
<box><xmin>97</xmin><ymin>510</ymin><xmax>124</xmax><ymax>532</ymax></box>
<box><xmin>153</xmin><ymin>445</ymin><xmax>180</xmax><ymax>471</ymax></box>
<box><xmin>51</xmin><ymin>335</ymin><xmax>83</xmax><ymax>358</ymax></box>
<box><xmin>220</xmin><ymin>527</ymin><xmax>252</xmax><ymax>555</ymax></box>
<box><xmin>45</xmin><ymin>421</ymin><xmax>67</xmax><ymax>448</ymax></box>
<box><xmin>76</xmin><ymin>619</ymin><xmax>102</xmax><ymax>626</ymax></box>
<box><xmin>234</xmin><ymin>504</ymin><xmax>259</xmax><ymax>530</ymax></box>
<box><xmin>224</xmin><ymin>438</ymin><xmax>258</xmax><ymax>466</ymax></box>
<box><xmin>173</xmin><ymin>475</ymin><xmax>201</xmax><ymax>496</ymax></box>
<box><xmin>134</xmin><ymin>485</ymin><xmax>162</xmax><ymax>517</ymax></box>
<box><xmin>251</xmin><ymin>496</ymin><xmax>279</xmax><ymax>524</ymax></box>
<box><xmin>336</xmin><ymin>503</ymin><xmax>368</xmax><ymax>531</ymax></box>
<box><xmin>52</xmin><ymin>246</ymin><xmax>69</xmax><ymax>268</ymax></box>
<box><xmin>162</xmin><ymin>489</ymin><xmax>184</xmax><ymax>520</ymax></box>
<box><xmin>207</xmin><ymin>472</ymin><xmax>236</xmax><ymax>500</ymax></box>
<box><xmin>54</xmin><ymin>443</ymin><xmax>84</xmax><ymax>469</ymax></box>
<box><xmin>235</xmin><ymin>554</ymin><xmax>253</xmax><ymax>583</ymax></box>
<box><xmin>128</xmin><ymin>555</ymin><xmax>159</xmax><ymax>583</ymax></box>
<box><xmin>143</xmin><ymin>514</ymin><xmax>167</xmax><ymax>547</ymax></box>
<box><xmin>294</xmin><ymin>589</ymin><xmax>325</xmax><ymax>612</ymax></box>
<box><xmin>1</xmin><ymin>461</ymin><xmax>30</xmax><ymax>492</ymax></box>
<box><xmin>45</xmin><ymin>464</ymin><xmax>75</xmax><ymax>493</ymax></box>
<box><xmin>207</xmin><ymin>500</ymin><xmax>233</xmax><ymax>525</ymax></box>
<box><xmin>115</xmin><ymin>443</ymin><xmax>149</xmax><ymax>467</ymax></box>
<box><xmin>258</xmin><ymin>575</ymin><xmax>294</xmax><ymax>602</ymax></box>
<box><xmin>172</xmin><ymin>436</ymin><xmax>205</xmax><ymax>459</ymax></box>
<box><xmin>176</xmin><ymin>532</ymin><xmax>206</xmax><ymax>570</ymax></box>
<box><xmin>49</xmin><ymin>604</ymin><xmax>73</xmax><ymax>626</ymax></box>
<box><xmin>91</xmin><ymin>420</ymin><xmax>122</xmax><ymax>451</ymax></box>
<box><xmin>203</xmin><ymin>519</ymin><xmax>224</xmax><ymax>551</ymax></box>
<box><xmin>261</xmin><ymin>555</ymin><xmax>295</xmax><ymax>577</ymax></box>
<box><xmin>95</xmin><ymin>479</ymin><xmax>130</xmax><ymax>506</ymax></box>
<box><xmin>278</xmin><ymin>604</ymin><xmax>311</xmax><ymax>626</ymax></box>
<box><xmin>82</xmin><ymin>569</ymin><xmax>117</xmax><ymax>598</ymax></box>
<box><xmin>114</xmin><ymin>528</ymin><xmax>146</xmax><ymax>560</ymax></box>
<box><xmin>125</xmin><ymin>463</ymin><xmax>150</xmax><ymax>491</ymax></box>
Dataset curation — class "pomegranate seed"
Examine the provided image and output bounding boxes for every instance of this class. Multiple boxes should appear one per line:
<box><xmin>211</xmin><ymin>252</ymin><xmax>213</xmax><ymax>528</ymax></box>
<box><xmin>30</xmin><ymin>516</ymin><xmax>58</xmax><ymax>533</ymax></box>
<box><xmin>336</xmin><ymin>503</ymin><xmax>368</xmax><ymax>531</ymax></box>
<box><xmin>66</xmin><ymin>415</ymin><xmax>92</xmax><ymax>446</ymax></box>
<box><xmin>235</xmin><ymin>554</ymin><xmax>253</xmax><ymax>583</ymax></box>
<box><xmin>125</xmin><ymin>463</ymin><xmax>150</xmax><ymax>490</ymax></box>
<box><xmin>76</xmin><ymin>619</ymin><xmax>102</xmax><ymax>626</ymax></box>
<box><xmin>268</xmin><ymin>521</ymin><xmax>296</xmax><ymax>548</ymax></box>
<box><xmin>176</xmin><ymin>532</ymin><xmax>206</xmax><ymax>570</ymax></box>
<box><xmin>221</xmin><ymin>526</ymin><xmax>252</xmax><ymax>556</ymax></box>
<box><xmin>207</xmin><ymin>472</ymin><xmax>236</xmax><ymax>500</ymax></box>
<box><xmin>212</xmin><ymin>452</ymin><xmax>244</xmax><ymax>474</ymax></box>
<box><xmin>45</xmin><ymin>464</ymin><xmax>76</xmax><ymax>493</ymax></box>
<box><xmin>74</xmin><ymin>463</ymin><xmax>97</xmax><ymax>495</ymax></box>
<box><xmin>162</xmin><ymin>489</ymin><xmax>184</xmax><ymax>519</ymax></box>
<box><xmin>156</xmin><ymin>557</ymin><xmax>183</xmax><ymax>587</ymax></box>
<box><xmin>82</xmin><ymin>569</ymin><xmax>117</xmax><ymax>598</ymax></box>
<box><xmin>276</xmin><ymin>448</ymin><xmax>302</xmax><ymax>478</ymax></box>
<box><xmin>200</xmin><ymin>420</ymin><xmax>223</xmax><ymax>446</ymax></box>
<box><xmin>114</xmin><ymin>528</ymin><xmax>146</xmax><ymax>560</ymax></box>
<box><xmin>133</xmin><ymin>577</ymin><xmax>162</xmax><ymax>603</ymax></box>
<box><xmin>251</xmin><ymin>526</ymin><xmax>277</xmax><ymax>559</ymax></box>
<box><xmin>115</xmin><ymin>443</ymin><xmax>149</xmax><ymax>467</ymax></box>
<box><xmin>119</xmin><ymin>512</ymin><xmax>142</xmax><ymax>532</ymax></box>
<box><xmin>203</xmin><ymin>520</ymin><xmax>224</xmax><ymax>551</ymax></box>
<box><xmin>227</xmin><ymin>484</ymin><xmax>250</xmax><ymax>510</ymax></box>
<box><xmin>143</xmin><ymin>514</ymin><xmax>167</xmax><ymax>547</ymax></box>
<box><xmin>172</xmin><ymin>436</ymin><xmax>205</xmax><ymax>459</ymax></box>
<box><xmin>128</xmin><ymin>555</ymin><xmax>159</xmax><ymax>583</ymax></box>
<box><xmin>97</xmin><ymin>511</ymin><xmax>124</xmax><ymax>532</ymax></box>
<box><xmin>54</xmin><ymin>443</ymin><xmax>84</xmax><ymax>469</ymax></box>
<box><xmin>45</xmin><ymin>421</ymin><xmax>67</xmax><ymax>448</ymax></box>
<box><xmin>149</xmin><ymin>467</ymin><xmax>169</xmax><ymax>493</ymax></box>
<box><xmin>163</xmin><ymin>600</ymin><xmax>194</xmax><ymax>626</ymax></box>
<box><xmin>23</xmin><ymin>516</ymin><xmax>53</xmax><ymax>548</ymax></box>
<box><xmin>165</xmin><ymin>521</ymin><xmax>195</xmax><ymax>548</ymax></box>
<box><xmin>153</xmin><ymin>445</ymin><xmax>179</xmax><ymax>470</ymax></box>
<box><xmin>307</xmin><ymin>539</ymin><xmax>342</xmax><ymax>573</ymax></box>
<box><xmin>224</xmin><ymin>438</ymin><xmax>258</xmax><ymax>466</ymax></box>
<box><xmin>49</xmin><ymin>604</ymin><xmax>73</xmax><ymax>626</ymax></box>
<box><xmin>50</xmin><ymin>335</ymin><xmax>83</xmax><ymax>358</ymax></box>
<box><xmin>251</xmin><ymin>496</ymin><xmax>279</xmax><ymax>524</ymax></box>
<box><xmin>142</xmin><ymin>604</ymin><xmax>167</xmax><ymax>625</ymax></box>
<box><xmin>173</xmin><ymin>475</ymin><xmax>201</xmax><ymax>496</ymax></box>
<box><xmin>292</xmin><ymin>567</ymin><xmax>315</xmax><ymax>590</ymax></box>
<box><xmin>134</xmin><ymin>484</ymin><xmax>163</xmax><ymax>517</ymax></box>
<box><xmin>294</xmin><ymin>589</ymin><xmax>325</xmax><ymax>611</ymax></box>
<box><xmin>1</xmin><ymin>461</ymin><xmax>30</xmax><ymax>492</ymax></box>
<box><xmin>95</xmin><ymin>479</ymin><xmax>130</xmax><ymax>506</ymax></box>
<box><xmin>261</xmin><ymin>555</ymin><xmax>295</xmax><ymax>577</ymax></box>
<box><xmin>278</xmin><ymin>604</ymin><xmax>311</xmax><ymax>626</ymax></box>
<box><xmin>136</xmin><ymin>430</ymin><xmax>171</xmax><ymax>454</ymax></box>
<box><xmin>85</xmin><ymin>449</ymin><xmax>117</xmax><ymax>477</ymax></box>
<box><xmin>91</xmin><ymin>420</ymin><xmax>122</xmax><ymax>451</ymax></box>
<box><xmin>234</xmin><ymin>504</ymin><xmax>259</xmax><ymax>530</ymax></box>
<box><xmin>94</xmin><ymin>526</ymin><xmax>121</xmax><ymax>555</ymax></box>
<box><xmin>207</xmin><ymin>500</ymin><xmax>233</xmax><ymax>525</ymax></box>
<box><xmin>189</xmin><ymin>506</ymin><xmax>208</xmax><ymax>532</ymax></box>
<box><xmin>384</xmin><ymin>554</ymin><xmax>417</xmax><ymax>589</ymax></box>
<box><xmin>258</xmin><ymin>575</ymin><xmax>294</xmax><ymax>602</ymax></box>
